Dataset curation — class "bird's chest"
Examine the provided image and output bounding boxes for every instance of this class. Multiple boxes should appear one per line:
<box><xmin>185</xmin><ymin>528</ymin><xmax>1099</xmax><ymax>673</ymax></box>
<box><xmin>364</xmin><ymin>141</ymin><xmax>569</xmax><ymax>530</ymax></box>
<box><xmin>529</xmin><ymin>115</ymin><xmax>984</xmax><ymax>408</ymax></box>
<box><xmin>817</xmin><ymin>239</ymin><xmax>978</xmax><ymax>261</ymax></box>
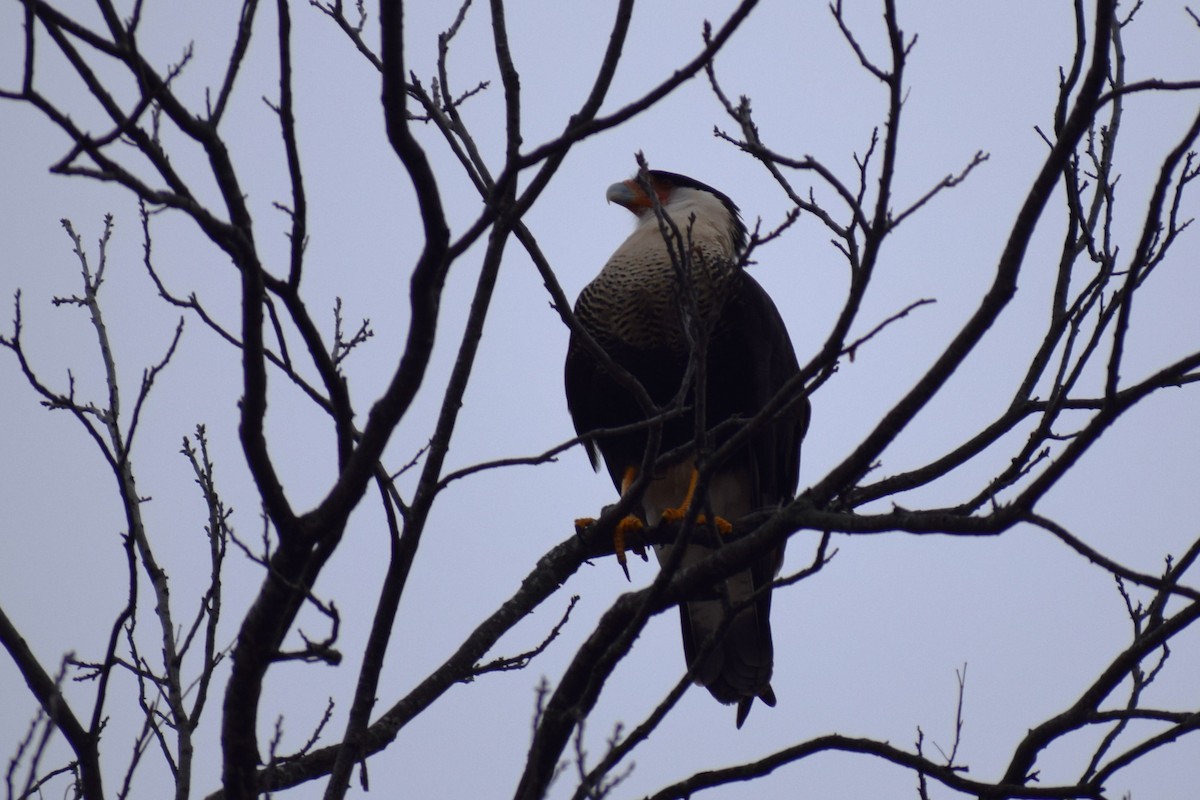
<box><xmin>579</xmin><ymin>254</ymin><xmax>731</xmax><ymax>352</ymax></box>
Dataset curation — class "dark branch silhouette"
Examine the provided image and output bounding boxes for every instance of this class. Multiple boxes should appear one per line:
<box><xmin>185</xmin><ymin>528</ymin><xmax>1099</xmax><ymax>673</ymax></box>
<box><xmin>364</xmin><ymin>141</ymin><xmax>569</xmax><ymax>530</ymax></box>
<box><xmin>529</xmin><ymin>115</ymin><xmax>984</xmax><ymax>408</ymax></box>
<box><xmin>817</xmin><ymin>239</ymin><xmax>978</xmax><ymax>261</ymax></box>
<box><xmin>2</xmin><ymin>1</ymin><xmax>1198</xmax><ymax>800</ymax></box>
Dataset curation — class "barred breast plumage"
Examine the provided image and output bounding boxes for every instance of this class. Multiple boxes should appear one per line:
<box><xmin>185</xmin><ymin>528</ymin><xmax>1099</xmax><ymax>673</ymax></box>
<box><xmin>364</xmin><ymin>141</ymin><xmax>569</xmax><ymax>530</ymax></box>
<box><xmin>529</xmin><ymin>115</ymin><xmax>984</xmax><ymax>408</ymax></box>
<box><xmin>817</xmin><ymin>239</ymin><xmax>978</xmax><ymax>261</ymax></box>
<box><xmin>574</xmin><ymin>237</ymin><xmax>733</xmax><ymax>354</ymax></box>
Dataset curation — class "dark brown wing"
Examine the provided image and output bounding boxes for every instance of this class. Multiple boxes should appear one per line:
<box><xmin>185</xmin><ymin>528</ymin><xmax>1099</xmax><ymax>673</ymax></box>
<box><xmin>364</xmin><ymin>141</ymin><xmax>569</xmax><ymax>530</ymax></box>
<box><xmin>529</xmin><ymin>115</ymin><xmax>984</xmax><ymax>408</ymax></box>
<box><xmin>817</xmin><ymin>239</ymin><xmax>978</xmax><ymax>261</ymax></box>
<box><xmin>708</xmin><ymin>271</ymin><xmax>808</xmax><ymax>501</ymax></box>
<box><xmin>564</xmin><ymin>315</ymin><xmax>693</xmax><ymax>492</ymax></box>
<box><xmin>675</xmin><ymin>271</ymin><xmax>808</xmax><ymax>725</ymax></box>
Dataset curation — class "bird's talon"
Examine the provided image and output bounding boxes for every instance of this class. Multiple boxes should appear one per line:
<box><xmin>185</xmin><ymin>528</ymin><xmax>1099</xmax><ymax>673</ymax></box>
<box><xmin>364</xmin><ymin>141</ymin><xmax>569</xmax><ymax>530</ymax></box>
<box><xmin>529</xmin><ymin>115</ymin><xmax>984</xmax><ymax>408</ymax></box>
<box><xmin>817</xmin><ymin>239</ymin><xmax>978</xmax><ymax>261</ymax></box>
<box><xmin>660</xmin><ymin>506</ymin><xmax>686</xmax><ymax>524</ymax></box>
<box><xmin>614</xmin><ymin>527</ymin><xmax>628</xmax><ymax>577</ymax></box>
<box><xmin>613</xmin><ymin>515</ymin><xmax>644</xmax><ymax>581</ymax></box>
<box><xmin>661</xmin><ymin>507</ymin><xmax>733</xmax><ymax>536</ymax></box>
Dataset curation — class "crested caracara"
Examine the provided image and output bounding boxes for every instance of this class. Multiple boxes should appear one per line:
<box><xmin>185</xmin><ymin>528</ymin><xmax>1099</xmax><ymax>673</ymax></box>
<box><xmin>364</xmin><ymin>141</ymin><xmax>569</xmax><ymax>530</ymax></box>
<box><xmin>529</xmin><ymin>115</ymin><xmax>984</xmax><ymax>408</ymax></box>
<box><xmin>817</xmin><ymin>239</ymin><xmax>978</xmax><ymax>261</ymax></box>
<box><xmin>565</xmin><ymin>170</ymin><xmax>809</xmax><ymax>726</ymax></box>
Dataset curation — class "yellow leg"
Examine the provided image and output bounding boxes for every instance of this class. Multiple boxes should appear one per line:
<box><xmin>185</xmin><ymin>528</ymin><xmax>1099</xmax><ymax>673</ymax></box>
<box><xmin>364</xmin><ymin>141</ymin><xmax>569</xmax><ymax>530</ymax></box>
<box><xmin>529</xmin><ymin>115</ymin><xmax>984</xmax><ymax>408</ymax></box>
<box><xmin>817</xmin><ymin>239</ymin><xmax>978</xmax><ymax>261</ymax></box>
<box><xmin>577</xmin><ymin>465</ymin><xmax>647</xmax><ymax>580</ymax></box>
<box><xmin>614</xmin><ymin>465</ymin><xmax>648</xmax><ymax>578</ymax></box>
<box><xmin>619</xmin><ymin>465</ymin><xmax>638</xmax><ymax>494</ymax></box>
<box><xmin>660</xmin><ymin>469</ymin><xmax>732</xmax><ymax>534</ymax></box>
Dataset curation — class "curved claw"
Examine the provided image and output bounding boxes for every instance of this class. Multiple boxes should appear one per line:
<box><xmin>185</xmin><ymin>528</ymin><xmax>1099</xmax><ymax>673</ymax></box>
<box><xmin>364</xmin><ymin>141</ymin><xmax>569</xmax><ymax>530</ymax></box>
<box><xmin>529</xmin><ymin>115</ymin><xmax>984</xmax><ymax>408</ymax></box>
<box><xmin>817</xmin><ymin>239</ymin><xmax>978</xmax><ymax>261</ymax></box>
<box><xmin>613</xmin><ymin>515</ymin><xmax>646</xmax><ymax>581</ymax></box>
<box><xmin>575</xmin><ymin>514</ymin><xmax>647</xmax><ymax>580</ymax></box>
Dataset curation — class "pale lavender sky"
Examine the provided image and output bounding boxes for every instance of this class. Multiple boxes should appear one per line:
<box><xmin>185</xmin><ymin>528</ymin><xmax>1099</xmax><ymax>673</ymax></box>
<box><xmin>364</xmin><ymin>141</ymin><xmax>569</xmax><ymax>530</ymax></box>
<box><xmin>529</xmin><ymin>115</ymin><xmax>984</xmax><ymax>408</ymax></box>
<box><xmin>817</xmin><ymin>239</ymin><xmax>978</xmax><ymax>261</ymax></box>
<box><xmin>2</xmin><ymin>2</ymin><xmax>1199</xmax><ymax>798</ymax></box>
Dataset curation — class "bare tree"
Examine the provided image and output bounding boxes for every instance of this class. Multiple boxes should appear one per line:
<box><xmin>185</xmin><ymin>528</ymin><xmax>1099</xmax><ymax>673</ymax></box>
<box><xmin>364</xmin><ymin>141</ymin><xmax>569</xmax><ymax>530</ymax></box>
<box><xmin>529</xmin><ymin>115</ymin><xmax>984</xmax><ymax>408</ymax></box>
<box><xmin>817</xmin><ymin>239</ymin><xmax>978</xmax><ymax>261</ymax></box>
<box><xmin>2</xmin><ymin>1</ymin><xmax>1199</xmax><ymax>799</ymax></box>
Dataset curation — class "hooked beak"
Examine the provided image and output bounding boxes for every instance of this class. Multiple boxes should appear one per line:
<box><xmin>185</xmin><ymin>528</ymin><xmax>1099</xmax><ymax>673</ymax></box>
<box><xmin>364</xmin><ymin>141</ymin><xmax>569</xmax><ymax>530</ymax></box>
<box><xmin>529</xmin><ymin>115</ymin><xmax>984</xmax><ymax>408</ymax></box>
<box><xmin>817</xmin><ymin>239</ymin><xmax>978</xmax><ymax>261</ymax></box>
<box><xmin>605</xmin><ymin>180</ymin><xmax>638</xmax><ymax>207</ymax></box>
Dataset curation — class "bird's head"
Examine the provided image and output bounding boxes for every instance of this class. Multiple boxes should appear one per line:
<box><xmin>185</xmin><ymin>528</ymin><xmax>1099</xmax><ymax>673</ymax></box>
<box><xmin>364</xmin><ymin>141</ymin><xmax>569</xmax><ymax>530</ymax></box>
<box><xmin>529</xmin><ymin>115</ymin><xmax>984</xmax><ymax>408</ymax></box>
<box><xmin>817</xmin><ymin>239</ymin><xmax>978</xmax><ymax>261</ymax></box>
<box><xmin>606</xmin><ymin>170</ymin><xmax>748</xmax><ymax>256</ymax></box>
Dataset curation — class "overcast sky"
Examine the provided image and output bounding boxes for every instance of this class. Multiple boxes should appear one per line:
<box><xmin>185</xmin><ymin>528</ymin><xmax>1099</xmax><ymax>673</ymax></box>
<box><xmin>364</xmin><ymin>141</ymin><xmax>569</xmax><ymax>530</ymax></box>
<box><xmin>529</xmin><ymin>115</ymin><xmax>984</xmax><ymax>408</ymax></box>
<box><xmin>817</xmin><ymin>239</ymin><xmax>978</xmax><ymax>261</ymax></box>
<box><xmin>2</xmin><ymin>2</ymin><xmax>1199</xmax><ymax>798</ymax></box>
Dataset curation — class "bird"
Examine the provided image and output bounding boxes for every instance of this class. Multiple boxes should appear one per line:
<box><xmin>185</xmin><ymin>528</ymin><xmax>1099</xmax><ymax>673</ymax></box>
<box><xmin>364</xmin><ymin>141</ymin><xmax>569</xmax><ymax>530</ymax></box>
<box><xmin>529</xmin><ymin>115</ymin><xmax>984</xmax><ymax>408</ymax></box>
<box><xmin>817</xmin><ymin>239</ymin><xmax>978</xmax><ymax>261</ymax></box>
<box><xmin>564</xmin><ymin>169</ymin><xmax>809</xmax><ymax>727</ymax></box>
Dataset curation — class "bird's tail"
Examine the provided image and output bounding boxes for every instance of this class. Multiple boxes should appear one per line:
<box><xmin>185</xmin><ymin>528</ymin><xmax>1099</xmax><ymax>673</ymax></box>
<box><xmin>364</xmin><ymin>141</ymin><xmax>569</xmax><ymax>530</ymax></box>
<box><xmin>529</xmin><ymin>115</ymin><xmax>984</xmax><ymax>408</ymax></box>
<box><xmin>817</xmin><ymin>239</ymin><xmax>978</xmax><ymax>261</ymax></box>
<box><xmin>676</xmin><ymin>571</ymin><xmax>776</xmax><ymax>725</ymax></box>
